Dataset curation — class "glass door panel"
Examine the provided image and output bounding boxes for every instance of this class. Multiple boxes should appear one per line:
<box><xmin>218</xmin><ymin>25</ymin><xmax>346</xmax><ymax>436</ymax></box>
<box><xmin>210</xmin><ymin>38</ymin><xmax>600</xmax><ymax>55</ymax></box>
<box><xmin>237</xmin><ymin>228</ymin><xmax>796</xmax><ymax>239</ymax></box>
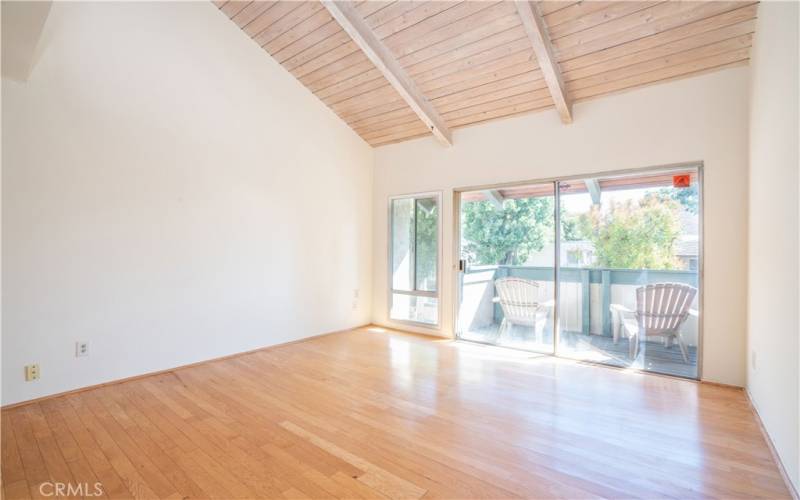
<box><xmin>556</xmin><ymin>170</ymin><xmax>700</xmax><ymax>378</ymax></box>
<box><xmin>456</xmin><ymin>183</ymin><xmax>556</xmax><ymax>353</ymax></box>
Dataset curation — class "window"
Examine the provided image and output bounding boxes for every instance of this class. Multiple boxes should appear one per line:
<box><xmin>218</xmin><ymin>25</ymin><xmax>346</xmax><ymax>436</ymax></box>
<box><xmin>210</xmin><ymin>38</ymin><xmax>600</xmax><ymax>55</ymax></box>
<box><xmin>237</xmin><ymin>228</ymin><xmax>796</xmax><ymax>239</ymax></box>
<box><xmin>389</xmin><ymin>194</ymin><xmax>439</xmax><ymax>326</ymax></box>
<box><xmin>455</xmin><ymin>166</ymin><xmax>702</xmax><ymax>379</ymax></box>
<box><xmin>566</xmin><ymin>249</ymin><xmax>582</xmax><ymax>266</ymax></box>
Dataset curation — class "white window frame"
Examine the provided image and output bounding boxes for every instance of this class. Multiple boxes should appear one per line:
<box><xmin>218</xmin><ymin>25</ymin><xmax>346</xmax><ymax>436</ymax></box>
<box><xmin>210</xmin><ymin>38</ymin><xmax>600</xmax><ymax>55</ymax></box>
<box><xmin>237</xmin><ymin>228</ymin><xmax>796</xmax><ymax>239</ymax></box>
<box><xmin>387</xmin><ymin>192</ymin><xmax>442</xmax><ymax>328</ymax></box>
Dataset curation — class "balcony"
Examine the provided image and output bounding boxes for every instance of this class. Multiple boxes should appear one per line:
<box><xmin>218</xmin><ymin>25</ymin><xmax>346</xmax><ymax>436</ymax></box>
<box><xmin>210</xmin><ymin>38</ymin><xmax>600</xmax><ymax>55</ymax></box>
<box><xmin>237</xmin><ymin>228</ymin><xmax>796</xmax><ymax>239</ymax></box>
<box><xmin>459</xmin><ymin>265</ymin><xmax>699</xmax><ymax>378</ymax></box>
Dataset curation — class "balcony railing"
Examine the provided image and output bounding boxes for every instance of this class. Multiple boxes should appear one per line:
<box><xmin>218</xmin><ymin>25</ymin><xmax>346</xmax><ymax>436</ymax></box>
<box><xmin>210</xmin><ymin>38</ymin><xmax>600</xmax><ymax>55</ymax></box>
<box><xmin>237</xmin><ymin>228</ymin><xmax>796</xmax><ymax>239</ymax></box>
<box><xmin>462</xmin><ymin>264</ymin><xmax>699</xmax><ymax>343</ymax></box>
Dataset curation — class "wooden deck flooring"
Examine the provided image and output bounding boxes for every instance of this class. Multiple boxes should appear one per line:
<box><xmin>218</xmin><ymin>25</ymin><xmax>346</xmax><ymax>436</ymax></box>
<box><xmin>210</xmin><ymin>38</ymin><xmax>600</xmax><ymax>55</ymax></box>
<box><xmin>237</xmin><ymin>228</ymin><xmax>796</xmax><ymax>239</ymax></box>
<box><xmin>461</xmin><ymin>325</ymin><xmax>699</xmax><ymax>378</ymax></box>
<box><xmin>1</xmin><ymin>326</ymin><xmax>791</xmax><ymax>499</ymax></box>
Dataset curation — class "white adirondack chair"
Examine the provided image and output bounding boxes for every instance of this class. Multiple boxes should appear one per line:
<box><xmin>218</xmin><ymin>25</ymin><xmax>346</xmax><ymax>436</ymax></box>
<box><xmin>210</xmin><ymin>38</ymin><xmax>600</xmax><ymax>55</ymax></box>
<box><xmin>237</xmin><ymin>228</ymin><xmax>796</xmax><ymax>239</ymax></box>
<box><xmin>612</xmin><ymin>283</ymin><xmax>698</xmax><ymax>363</ymax></box>
<box><xmin>493</xmin><ymin>277</ymin><xmax>553</xmax><ymax>344</ymax></box>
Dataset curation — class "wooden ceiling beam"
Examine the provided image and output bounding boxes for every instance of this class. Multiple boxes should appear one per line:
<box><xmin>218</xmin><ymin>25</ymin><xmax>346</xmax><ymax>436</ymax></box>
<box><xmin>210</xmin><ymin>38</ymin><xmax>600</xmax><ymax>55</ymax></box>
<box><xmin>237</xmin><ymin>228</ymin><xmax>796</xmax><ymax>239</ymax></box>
<box><xmin>482</xmin><ymin>190</ymin><xmax>505</xmax><ymax>210</ymax></box>
<box><xmin>321</xmin><ymin>0</ymin><xmax>453</xmax><ymax>146</ymax></box>
<box><xmin>515</xmin><ymin>0</ymin><xmax>572</xmax><ymax>124</ymax></box>
<box><xmin>584</xmin><ymin>178</ymin><xmax>601</xmax><ymax>204</ymax></box>
<box><xmin>218</xmin><ymin>0</ymin><xmax>756</xmax><ymax>146</ymax></box>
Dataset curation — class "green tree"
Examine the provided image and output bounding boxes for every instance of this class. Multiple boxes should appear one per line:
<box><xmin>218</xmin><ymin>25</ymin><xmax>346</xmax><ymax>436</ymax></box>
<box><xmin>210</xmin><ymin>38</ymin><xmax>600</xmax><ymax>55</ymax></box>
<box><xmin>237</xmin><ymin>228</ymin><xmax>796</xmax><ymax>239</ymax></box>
<box><xmin>579</xmin><ymin>194</ymin><xmax>681</xmax><ymax>270</ymax></box>
<box><xmin>462</xmin><ymin>197</ymin><xmax>554</xmax><ymax>265</ymax></box>
<box><xmin>561</xmin><ymin>215</ymin><xmax>584</xmax><ymax>241</ymax></box>
<box><xmin>659</xmin><ymin>184</ymin><xmax>698</xmax><ymax>214</ymax></box>
<box><xmin>391</xmin><ymin>198</ymin><xmax>438</xmax><ymax>291</ymax></box>
<box><xmin>414</xmin><ymin>200</ymin><xmax>437</xmax><ymax>290</ymax></box>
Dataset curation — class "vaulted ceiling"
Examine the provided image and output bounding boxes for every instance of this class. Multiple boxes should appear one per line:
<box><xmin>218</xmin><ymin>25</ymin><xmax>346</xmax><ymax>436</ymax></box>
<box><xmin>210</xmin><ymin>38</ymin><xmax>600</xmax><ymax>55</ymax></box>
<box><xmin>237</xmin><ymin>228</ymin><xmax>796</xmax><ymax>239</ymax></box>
<box><xmin>214</xmin><ymin>1</ymin><xmax>758</xmax><ymax>147</ymax></box>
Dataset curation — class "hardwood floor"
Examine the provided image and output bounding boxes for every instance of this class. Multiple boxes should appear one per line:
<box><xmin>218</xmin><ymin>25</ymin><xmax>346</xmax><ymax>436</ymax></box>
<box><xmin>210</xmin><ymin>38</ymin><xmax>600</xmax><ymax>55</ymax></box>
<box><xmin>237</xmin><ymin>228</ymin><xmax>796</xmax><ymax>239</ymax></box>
<box><xmin>1</xmin><ymin>326</ymin><xmax>791</xmax><ymax>499</ymax></box>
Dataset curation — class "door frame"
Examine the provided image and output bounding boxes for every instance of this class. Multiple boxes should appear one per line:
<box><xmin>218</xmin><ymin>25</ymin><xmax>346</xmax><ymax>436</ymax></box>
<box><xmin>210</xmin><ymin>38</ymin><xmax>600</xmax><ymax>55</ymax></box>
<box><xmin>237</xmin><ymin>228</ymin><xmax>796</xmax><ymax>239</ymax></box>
<box><xmin>451</xmin><ymin>161</ymin><xmax>704</xmax><ymax>380</ymax></box>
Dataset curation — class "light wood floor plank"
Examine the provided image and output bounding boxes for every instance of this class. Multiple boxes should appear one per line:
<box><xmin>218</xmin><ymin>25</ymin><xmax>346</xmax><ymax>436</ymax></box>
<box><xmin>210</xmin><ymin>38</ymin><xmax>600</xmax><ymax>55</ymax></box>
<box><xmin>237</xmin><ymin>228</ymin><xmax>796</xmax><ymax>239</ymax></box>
<box><xmin>9</xmin><ymin>409</ymin><xmax>52</xmax><ymax>499</ymax></box>
<box><xmin>25</xmin><ymin>404</ymin><xmax>79</xmax><ymax>499</ymax></box>
<box><xmin>1</xmin><ymin>413</ymin><xmax>28</xmax><ymax>493</ymax></box>
<box><xmin>51</xmin><ymin>398</ymin><xmax>131</xmax><ymax>498</ymax></box>
<box><xmin>1</xmin><ymin>327</ymin><xmax>792</xmax><ymax>499</ymax></box>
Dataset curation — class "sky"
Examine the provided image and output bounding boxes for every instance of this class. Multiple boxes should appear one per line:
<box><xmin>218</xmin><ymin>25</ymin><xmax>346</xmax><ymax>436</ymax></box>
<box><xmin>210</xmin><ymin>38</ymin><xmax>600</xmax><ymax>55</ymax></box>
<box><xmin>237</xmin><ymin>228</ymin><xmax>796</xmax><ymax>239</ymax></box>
<box><xmin>561</xmin><ymin>187</ymin><xmax>661</xmax><ymax>214</ymax></box>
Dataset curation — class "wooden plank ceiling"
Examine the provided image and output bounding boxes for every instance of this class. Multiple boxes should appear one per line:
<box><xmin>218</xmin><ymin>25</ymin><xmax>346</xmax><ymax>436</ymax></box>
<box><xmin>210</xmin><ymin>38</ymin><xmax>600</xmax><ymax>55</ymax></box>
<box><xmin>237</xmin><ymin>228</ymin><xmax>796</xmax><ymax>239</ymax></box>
<box><xmin>214</xmin><ymin>1</ymin><xmax>758</xmax><ymax>147</ymax></box>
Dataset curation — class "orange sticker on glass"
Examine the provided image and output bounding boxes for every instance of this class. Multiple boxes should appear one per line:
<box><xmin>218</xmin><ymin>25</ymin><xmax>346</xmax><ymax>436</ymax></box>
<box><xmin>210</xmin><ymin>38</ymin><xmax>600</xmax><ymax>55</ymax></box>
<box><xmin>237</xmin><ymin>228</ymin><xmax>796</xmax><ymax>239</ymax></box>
<box><xmin>673</xmin><ymin>174</ymin><xmax>691</xmax><ymax>188</ymax></box>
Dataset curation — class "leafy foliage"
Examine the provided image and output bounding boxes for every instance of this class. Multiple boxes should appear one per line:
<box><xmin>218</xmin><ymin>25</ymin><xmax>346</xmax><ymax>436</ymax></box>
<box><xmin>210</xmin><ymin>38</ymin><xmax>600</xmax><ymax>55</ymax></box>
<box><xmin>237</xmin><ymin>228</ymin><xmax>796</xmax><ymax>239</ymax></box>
<box><xmin>579</xmin><ymin>194</ymin><xmax>681</xmax><ymax>270</ymax></box>
<box><xmin>561</xmin><ymin>215</ymin><xmax>584</xmax><ymax>241</ymax></box>
<box><xmin>462</xmin><ymin>197</ymin><xmax>554</xmax><ymax>265</ymax></box>
<box><xmin>659</xmin><ymin>184</ymin><xmax>698</xmax><ymax>214</ymax></box>
<box><xmin>414</xmin><ymin>199</ymin><xmax>438</xmax><ymax>290</ymax></box>
<box><xmin>391</xmin><ymin>198</ymin><xmax>438</xmax><ymax>292</ymax></box>
<box><xmin>460</xmin><ymin>187</ymin><xmax>686</xmax><ymax>270</ymax></box>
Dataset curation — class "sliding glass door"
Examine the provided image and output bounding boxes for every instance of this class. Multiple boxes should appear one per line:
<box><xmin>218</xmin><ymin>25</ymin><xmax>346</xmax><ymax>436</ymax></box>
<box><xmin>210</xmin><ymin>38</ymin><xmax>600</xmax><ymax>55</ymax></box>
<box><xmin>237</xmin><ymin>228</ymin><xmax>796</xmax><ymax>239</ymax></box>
<box><xmin>556</xmin><ymin>170</ymin><xmax>700</xmax><ymax>378</ymax></box>
<box><xmin>455</xmin><ymin>167</ymin><xmax>701</xmax><ymax>379</ymax></box>
<box><xmin>456</xmin><ymin>183</ymin><xmax>555</xmax><ymax>353</ymax></box>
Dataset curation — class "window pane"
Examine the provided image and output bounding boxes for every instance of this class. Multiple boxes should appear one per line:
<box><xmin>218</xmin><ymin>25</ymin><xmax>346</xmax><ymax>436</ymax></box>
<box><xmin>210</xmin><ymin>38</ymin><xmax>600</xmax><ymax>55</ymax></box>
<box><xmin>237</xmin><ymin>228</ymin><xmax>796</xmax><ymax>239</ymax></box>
<box><xmin>391</xmin><ymin>294</ymin><xmax>438</xmax><ymax>325</ymax></box>
<box><xmin>456</xmin><ymin>183</ymin><xmax>555</xmax><ymax>353</ymax></box>
<box><xmin>390</xmin><ymin>195</ymin><xmax>440</xmax><ymax>326</ymax></box>
<box><xmin>391</xmin><ymin>198</ymin><xmax>414</xmax><ymax>291</ymax></box>
<box><xmin>557</xmin><ymin>170</ymin><xmax>699</xmax><ymax>379</ymax></box>
<box><xmin>415</xmin><ymin>198</ymin><xmax>438</xmax><ymax>292</ymax></box>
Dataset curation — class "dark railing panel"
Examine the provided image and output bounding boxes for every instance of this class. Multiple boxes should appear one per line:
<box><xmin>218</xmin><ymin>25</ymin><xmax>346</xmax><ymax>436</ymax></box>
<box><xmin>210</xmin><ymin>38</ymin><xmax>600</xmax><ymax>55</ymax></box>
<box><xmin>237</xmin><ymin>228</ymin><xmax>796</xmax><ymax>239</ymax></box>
<box><xmin>468</xmin><ymin>265</ymin><xmax>699</xmax><ymax>336</ymax></box>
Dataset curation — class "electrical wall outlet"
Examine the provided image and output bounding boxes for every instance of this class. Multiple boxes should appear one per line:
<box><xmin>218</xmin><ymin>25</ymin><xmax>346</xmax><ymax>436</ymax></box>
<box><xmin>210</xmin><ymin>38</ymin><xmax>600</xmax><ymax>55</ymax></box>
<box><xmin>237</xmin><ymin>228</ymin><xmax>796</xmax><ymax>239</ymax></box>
<box><xmin>25</xmin><ymin>364</ymin><xmax>40</xmax><ymax>381</ymax></box>
<box><xmin>76</xmin><ymin>341</ymin><xmax>89</xmax><ymax>357</ymax></box>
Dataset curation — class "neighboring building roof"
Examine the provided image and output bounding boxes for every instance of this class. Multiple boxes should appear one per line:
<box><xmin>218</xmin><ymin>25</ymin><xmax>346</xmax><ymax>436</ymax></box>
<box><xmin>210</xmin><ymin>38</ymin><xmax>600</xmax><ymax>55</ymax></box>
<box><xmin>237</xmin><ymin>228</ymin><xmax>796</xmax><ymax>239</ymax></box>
<box><xmin>674</xmin><ymin>237</ymin><xmax>699</xmax><ymax>257</ymax></box>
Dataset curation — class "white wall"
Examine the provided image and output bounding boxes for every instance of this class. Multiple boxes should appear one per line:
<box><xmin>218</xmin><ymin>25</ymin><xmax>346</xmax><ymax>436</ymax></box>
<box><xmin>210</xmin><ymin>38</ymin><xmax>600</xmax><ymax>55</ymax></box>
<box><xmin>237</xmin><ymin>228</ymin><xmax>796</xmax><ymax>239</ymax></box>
<box><xmin>747</xmin><ymin>1</ymin><xmax>799</xmax><ymax>491</ymax></box>
<box><xmin>1</xmin><ymin>1</ymin><xmax>52</xmax><ymax>82</ymax></box>
<box><xmin>1</xmin><ymin>1</ymin><xmax>373</xmax><ymax>406</ymax></box>
<box><xmin>373</xmin><ymin>67</ymin><xmax>751</xmax><ymax>387</ymax></box>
